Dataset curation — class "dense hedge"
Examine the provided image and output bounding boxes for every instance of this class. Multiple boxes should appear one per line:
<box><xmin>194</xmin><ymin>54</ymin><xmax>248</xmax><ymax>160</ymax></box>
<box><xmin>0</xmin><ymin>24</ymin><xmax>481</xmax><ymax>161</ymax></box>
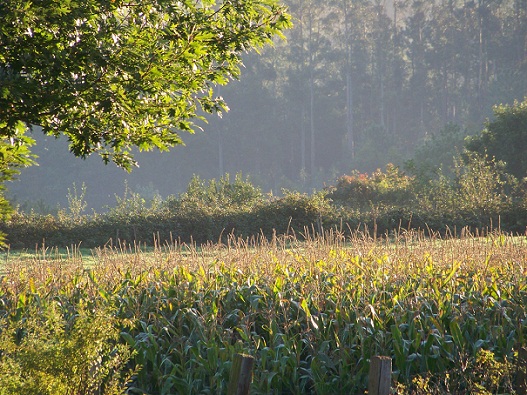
<box><xmin>2</xmin><ymin>204</ymin><xmax>526</xmax><ymax>250</ymax></box>
<box><xmin>2</xmin><ymin>160</ymin><xmax>527</xmax><ymax>249</ymax></box>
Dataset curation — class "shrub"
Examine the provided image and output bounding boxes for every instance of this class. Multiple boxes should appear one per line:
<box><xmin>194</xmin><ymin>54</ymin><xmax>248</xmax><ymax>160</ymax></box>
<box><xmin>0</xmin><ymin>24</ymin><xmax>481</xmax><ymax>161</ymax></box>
<box><xmin>169</xmin><ymin>173</ymin><xmax>264</xmax><ymax>213</ymax></box>
<box><xmin>328</xmin><ymin>164</ymin><xmax>416</xmax><ymax>210</ymax></box>
<box><xmin>0</xmin><ymin>304</ymin><xmax>133</xmax><ymax>395</ymax></box>
<box><xmin>2</xmin><ymin>164</ymin><xmax>527</xmax><ymax>249</ymax></box>
<box><xmin>420</xmin><ymin>152</ymin><xmax>517</xmax><ymax>218</ymax></box>
<box><xmin>252</xmin><ymin>190</ymin><xmax>334</xmax><ymax>236</ymax></box>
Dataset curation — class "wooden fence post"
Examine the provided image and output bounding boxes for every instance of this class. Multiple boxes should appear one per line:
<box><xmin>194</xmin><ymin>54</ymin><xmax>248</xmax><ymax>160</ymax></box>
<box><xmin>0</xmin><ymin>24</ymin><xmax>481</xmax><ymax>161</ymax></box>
<box><xmin>517</xmin><ymin>347</ymin><xmax>527</xmax><ymax>395</ymax></box>
<box><xmin>227</xmin><ymin>353</ymin><xmax>254</xmax><ymax>395</ymax></box>
<box><xmin>368</xmin><ymin>356</ymin><xmax>392</xmax><ymax>395</ymax></box>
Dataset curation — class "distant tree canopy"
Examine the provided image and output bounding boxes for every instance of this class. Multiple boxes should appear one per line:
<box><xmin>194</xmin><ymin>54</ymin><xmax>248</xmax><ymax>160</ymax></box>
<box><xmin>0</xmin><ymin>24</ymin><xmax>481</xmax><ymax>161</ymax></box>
<box><xmin>0</xmin><ymin>0</ymin><xmax>290</xmax><ymax>245</ymax></box>
<box><xmin>465</xmin><ymin>98</ymin><xmax>527</xmax><ymax>179</ymax></box>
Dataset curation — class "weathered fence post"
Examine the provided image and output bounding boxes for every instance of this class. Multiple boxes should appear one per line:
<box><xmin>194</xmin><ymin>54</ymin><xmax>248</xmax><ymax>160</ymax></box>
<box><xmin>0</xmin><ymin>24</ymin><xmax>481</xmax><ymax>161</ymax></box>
<box><xmin>368</xmin><ymin>356</ymin><xmax>392</xmax><ymax>395</ymax></box>
<box><xmin>516</xmin><ymin>347</ymin><xmax>527</xmax><ymax>395</ymax></box>
<box><xmin>227</xmin><ymin>353</ymin><xmax>254</xmax><ymax>395</ymax></box>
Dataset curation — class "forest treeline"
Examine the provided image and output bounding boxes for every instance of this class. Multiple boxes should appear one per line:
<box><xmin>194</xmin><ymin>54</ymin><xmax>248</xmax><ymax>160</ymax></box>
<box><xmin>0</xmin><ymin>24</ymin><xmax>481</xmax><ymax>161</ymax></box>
<box><xmin>217</xmin><ymin>0</ymin><xmax>527</xmax><ymax>185</ymax></box>
<box><xmin>9</xmin><ymin>0</ymin><xmax>527</xmax><ymax>210</ymax></box>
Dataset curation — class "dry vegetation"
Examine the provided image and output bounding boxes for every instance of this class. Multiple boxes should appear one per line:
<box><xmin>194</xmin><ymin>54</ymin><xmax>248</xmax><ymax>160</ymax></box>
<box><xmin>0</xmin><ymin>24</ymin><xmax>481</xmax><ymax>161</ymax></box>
<box><xmin>0</xmin><ymin>229</ymin><xmax>526</xmax><ymax>394</ymax></box>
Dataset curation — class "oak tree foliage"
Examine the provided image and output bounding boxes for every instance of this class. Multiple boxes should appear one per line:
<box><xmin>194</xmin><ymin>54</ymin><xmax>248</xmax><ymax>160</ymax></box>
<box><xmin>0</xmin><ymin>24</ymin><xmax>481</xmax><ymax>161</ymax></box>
<box><xmin>0</xmin><ymin>0</ymin><xmax>290</xmax><ymax>245</ymax></box>
<box><xmin>0</xmin><ymin>0</ymin><xmax>290</xmax><ymax>168</ymax></box>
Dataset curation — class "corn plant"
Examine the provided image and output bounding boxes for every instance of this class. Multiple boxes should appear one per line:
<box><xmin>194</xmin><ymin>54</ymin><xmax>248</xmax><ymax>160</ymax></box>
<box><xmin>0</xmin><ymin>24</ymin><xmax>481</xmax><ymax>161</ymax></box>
<box><xmin>0</xmin><ymin>230</ymin><xmax>525</xmax><ymax>394</ymax></box>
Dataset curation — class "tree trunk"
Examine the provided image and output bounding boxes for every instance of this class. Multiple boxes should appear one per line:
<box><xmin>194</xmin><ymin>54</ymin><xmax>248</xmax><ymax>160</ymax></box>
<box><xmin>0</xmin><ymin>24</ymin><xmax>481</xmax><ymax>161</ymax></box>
<box><xmin>308</xmin><ymin>8</ymin><xmax>316</xmax><ymax>183</ymax></box>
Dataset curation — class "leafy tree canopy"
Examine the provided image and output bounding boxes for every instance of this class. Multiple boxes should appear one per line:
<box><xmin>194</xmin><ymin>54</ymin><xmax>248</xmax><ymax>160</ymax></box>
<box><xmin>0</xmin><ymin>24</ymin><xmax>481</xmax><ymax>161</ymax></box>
<box><xmin>0</xmin><ymin>0</ymin><xmax>291</xmax><ymax>169</ymax></box>
<box><xmin>465</xmin><ymin>98</ymin><xmax>527</xmax><ymax>180</ymax></box>
<box><xmin>0</xmin><ymin>0</ymin><xmax>290</xmax><ymax>247</ymax></box>
<box><xmin>0</xmin><ymin>122</ymin><xmax>35</xmax><ymax>245</ymax></box>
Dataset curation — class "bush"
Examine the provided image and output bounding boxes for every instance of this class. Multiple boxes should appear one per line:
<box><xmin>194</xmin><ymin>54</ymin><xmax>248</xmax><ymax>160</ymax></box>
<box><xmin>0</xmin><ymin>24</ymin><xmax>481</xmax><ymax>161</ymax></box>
<box><xmin>420</xmin><ymin>152</ymin><xmax>517</xmax><ymax>218</ymax></box>
<box><xmin>2</xmin><ymin>164</ymin><xmax>527</xmax><ymax>250</ymax></box>
<box><xmin>327</xmin><ymin>164</ymin><xmax>416</xmax><ymax>210</ymax></box>
<box><xmin>252</xmin><ymin>190</ymin><xmax>334</xmax><ymax>237</ymax></box>
<box><xmin>168</xmin><ymin>173</ymin><xmax>264</xmax><ymax>213</ymax></box>
<box><xmin>0</xmin><ymin>304</ymin><xmax>133</xmax><ymax>395</ymax></box>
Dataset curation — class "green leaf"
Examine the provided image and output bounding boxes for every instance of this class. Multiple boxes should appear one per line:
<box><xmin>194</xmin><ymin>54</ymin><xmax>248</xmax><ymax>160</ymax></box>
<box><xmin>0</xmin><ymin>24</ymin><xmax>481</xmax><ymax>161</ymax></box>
<box><xmin>449</xmin><ymin>320</ymin><xmax>464</xmax><ymax>350</ymax></box>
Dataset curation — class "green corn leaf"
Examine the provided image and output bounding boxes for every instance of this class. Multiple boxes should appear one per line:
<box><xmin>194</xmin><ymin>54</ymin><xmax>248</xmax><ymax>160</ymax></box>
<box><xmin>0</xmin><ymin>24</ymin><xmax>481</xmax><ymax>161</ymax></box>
<box><xmin>449</xmin><ymin>320</ymin><xmax>464</xmax><ymax>351</ymax></box>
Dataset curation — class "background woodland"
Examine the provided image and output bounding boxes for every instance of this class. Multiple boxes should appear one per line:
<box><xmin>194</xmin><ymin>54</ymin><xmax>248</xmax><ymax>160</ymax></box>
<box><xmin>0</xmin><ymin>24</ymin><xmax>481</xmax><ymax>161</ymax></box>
<box><xmin>9</xmin><ymin>0</ymin><xmax>527</xmax><ymax>211</ymax></box>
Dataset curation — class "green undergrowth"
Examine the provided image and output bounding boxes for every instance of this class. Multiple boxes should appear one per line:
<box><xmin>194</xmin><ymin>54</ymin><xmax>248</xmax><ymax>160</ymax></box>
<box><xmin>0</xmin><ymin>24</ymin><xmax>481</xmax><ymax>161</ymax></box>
<box><xmin>0</xmin><ymin>231</ymin><xmax>526</xmax><ymax>394</ymax></box>
<box><xmin>3</xmin><ymin>154</ymin><xmax>527</xmax><ymax>249</ymax></box>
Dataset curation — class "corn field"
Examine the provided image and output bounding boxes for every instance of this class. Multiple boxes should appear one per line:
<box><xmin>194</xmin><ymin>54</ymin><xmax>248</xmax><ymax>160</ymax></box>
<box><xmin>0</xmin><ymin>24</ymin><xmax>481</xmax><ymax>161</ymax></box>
<box><xmin>0</xmin><ymin>229</ymin><xmax>526</xmax><ymax>394</ymax></box>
